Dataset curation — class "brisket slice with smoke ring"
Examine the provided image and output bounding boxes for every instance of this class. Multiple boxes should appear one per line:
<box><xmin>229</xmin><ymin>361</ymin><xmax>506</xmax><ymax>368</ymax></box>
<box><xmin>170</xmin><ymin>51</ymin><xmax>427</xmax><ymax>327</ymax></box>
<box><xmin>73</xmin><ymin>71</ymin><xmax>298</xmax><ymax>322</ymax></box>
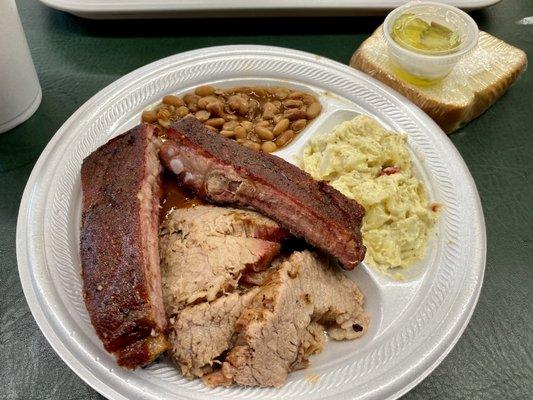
<box><xmin>159</xmin><ymin>116</ymin><xmax>366</xmax><ymax>270</ymax></box>
<box><xmin>159</xmin><ymin>205</ymin><xmax>288</xmax><ymax>315</ymax></box>
<box><xmin>203</xmin><ymin>250</ymin><xmax>369</xmax><ymax>388</ymax></box>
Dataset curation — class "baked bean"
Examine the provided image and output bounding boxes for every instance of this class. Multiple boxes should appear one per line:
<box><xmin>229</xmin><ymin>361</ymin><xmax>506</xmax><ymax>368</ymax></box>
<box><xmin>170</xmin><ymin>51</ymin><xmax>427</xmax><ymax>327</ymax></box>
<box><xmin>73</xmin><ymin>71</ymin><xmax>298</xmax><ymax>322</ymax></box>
<box><xmin>262</xmin><ymin>102</ymin><xmax>278</xmax><ymax>119</ymax></box>
<box><xmin>206</xmin><ymin>101</ymin><xmax>224</xmax><ymax>117</ymax></box>
<box><xmin>288</xmin><ymin>91</ymin><xmax>304</xmax><ymax>99</ymax></box>
<box><xmin>255</xmin><ymin>125</ymin><xmax>274</xmax><ymax>141</ymax></box>
<box><xmin>276</xmin><ymin>130</ymin><xmax>295</xmax><ymax>147</ymax></box>
<box><xmin>248</xmin><ymin>99</ymin><xmax>260</xmax><ymax>115</ymax></box>
<box><xmin>284</xmin><ymin>108</ymin><xmax>306</xmax><ymax>120</ymax></box>
<box><xmin>162</xmin><ymin>95</ymin><xmax>183</xmax><ymax>107</ymax></box>
<box><xmin>249</xmin><ymin>133</ymin><xmax>261</xmax><ymax>143</ymax></box>
<box><xmin>183</xmin><ymin>93</ymin><xmax>199</xmax><ymax>105</ymax></box>
<box><xmin>291</xmin><ymin>119</ymin><xmax>307</xmax><ymax>132</ymax></box>
<box><xmin>283</xmin><ymin>99</ymin><xmax>303</xmax><ymax>108</ymax></box>
<box><xmin>234</xmin><ymin>126</ymin><xmax>247</xmax><ymax>139</ymax></box>
<box><xmin>241</xmin><ymin>121</ymin><xmax>253</xmax><ymax>132</ymax></box>
<box><xmin>142</xmin><ymin>110</ymin><xmax>158</xmax><ymax>123</ymax></box>
<box><xmin>261</xmin><ymin>141</ymin><xmax>277</xmax><ymax>153</ymax></box>
<box><xmin>224</xmin><ymin>114</ymin><xmax>238</xmax><ymax>121</ymax></box>
<box><xmin>176</xmin><ymin>106</ymin><xmax>190</xmax><ymax>118</ymax></box>
<box><xmin>302</xmin><ymin>94</ymin><xmax>316</xmax><ymax>105</ymax></box>
<box><xmin>228</xmin><ymin>95</ymin><xmax>249</xmax><ymax>115</ymax></box>
<box><xmin>143</xmin><ymin>85</ymin><xmax>322</xmax><ymax>150</ymax></box>
<box><xmin>195</xmin><ymin>85</ymin><xmax>215</xmax><ymax>96</ymax></box>
<box><xmin>273</xmin><ymin>118</ymin><xmax>290</xmax><ymax>136</ymax></box>
<box><xmin>157</xmin><ymin>108</ymin><xmax>171</xmax><ymax>121</ymax></box>
<box><xmin>250</xmin><ymin>87</ymin><xmax>267</xmax><ymax>98</ymax></box>
<box><xmin>205</xmin><ymin>118</ymin><xmax>225</xmax><ymax>128</ymax></box>
<box><xmin>158</xmin><ymin>119</ymin><xmax>171</xmax><ymax>128</ymax></box>
<box><xmin>223</xmin><ymin>121</ymin><xmax>239</xmax><ymax>131</ymax></box>
<box><xmin>272</xmin><ymin>114</ymin><xmax>284</xmax><ymax>124</ymax></box>
<box><xmin>198</xmin><ymin>96</ymin><xmax>218</xmax><ymax>110</ymax></box>
<box><xmin>306</xmin><ymin>102</ymin><xmax>322</xmax><ymax>119</ymax></box>
<box><xmin>242</xmin><ymin>140</ymin><xmax>261</xmax><ymax>151</ymax></box>
<box><xmin>274</xmin><ymin>88</ymin><xmax>290</xmax><ymax>100</ymax></box>
<box><xmin>195</xmin><ymin>110</ymin><xmax>210</xmax><ymax>122</ymax></box>
<box><xmin>220</xmin><ymin>130</ymin><xmax>236</xmax><ymax>138</ymax></box>
<box><xmin>186</xmin><ymin>103</ymin><xmax>199</xmax><ymax>113</ymax></box>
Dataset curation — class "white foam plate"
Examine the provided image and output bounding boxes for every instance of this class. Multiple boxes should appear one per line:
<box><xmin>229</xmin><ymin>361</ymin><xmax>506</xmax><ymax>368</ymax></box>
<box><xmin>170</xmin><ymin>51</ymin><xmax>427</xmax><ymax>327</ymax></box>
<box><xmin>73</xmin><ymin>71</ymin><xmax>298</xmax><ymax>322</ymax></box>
<box><xmin>38</xmin><ymin>0</ymin><xmax>501</xmax><ymax>19</ymax></box>
<box><xmin>16</xmin><ymin>45</ymin><xmax>486</xmax><ymax>400</ymax></box>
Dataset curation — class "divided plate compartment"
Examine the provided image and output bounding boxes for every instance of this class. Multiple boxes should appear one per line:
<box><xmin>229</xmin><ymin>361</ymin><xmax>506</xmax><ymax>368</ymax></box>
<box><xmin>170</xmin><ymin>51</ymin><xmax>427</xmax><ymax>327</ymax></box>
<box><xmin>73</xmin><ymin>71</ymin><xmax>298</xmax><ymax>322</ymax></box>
<box><xmin>17</xmin><ymin>45</ymin><xmax>485</xmax><ymax>400</ymax></box>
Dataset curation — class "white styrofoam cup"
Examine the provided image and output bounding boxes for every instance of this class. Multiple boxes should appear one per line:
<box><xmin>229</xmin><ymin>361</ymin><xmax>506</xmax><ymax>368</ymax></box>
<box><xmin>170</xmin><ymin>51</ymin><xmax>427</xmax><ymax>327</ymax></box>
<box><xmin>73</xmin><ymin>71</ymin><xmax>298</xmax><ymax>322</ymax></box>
<box><xmin>0</xmin><ymin>0</ymin><xmax>42</xmax><ymax>134</ymax></box>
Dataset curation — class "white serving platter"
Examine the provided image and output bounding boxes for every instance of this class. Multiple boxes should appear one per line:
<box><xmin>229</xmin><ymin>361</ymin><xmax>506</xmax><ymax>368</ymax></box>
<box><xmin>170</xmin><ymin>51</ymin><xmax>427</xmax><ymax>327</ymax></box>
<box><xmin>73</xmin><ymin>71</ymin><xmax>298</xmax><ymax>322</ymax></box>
<box><xmin>16</xmin><ymin>45</ymin><xmax>486</xmax><ymax>400</ymax></box>
<box><xmin>38</xmin><ymin>0</ymin><xmax>501</xmax><ymax>19</ymax></box>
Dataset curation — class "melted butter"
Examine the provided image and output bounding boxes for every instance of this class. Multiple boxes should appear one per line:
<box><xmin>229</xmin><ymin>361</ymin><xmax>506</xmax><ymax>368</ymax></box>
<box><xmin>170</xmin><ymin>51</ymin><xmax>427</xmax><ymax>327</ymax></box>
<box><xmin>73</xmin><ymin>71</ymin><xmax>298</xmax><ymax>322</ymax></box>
<box><xmin>390</xmin><ymin>63</ymin><xmax>443</xmax><ymax>86</ymax></box>
<box><xmin>391</xmin><ymin>13</ymin><xmax>461</xmax><ymax>54</ymax></box>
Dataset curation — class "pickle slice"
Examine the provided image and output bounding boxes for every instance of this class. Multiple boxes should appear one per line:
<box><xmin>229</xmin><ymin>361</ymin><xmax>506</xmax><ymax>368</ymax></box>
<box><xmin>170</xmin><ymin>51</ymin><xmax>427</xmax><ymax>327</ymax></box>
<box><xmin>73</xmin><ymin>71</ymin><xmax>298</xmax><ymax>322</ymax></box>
<box><xmin>391</xmin><ymin>14</ymin><xmax>429</xmax><ymax>49</ymax></box>
<box><xmin>391</xmin><ymin>13</ymin><xmax>462</xmax><ymax>54</ymax></box>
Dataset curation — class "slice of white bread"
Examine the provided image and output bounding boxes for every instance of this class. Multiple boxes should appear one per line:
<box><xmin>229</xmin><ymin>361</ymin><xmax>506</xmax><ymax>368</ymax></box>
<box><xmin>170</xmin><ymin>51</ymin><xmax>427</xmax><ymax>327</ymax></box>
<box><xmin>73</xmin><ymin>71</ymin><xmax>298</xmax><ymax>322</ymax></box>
<box><xmin>350</xmin><ymin>27</ymin><xmax>527</xmax><ymax>133</ymax></box>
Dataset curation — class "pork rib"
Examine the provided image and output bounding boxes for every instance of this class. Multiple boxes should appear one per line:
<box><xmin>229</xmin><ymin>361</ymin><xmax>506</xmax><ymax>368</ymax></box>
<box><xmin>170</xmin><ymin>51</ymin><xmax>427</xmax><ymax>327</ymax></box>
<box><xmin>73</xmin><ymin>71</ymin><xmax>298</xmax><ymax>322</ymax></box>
<box><xmin>80</xmin><ymin>124</ymin><xmax>169</xmax><ymax>368</ymax></box>
<box><xmin>159</xmin><ymin>116</ymin><xmax>366</xmax><ymax>270</ymax></box>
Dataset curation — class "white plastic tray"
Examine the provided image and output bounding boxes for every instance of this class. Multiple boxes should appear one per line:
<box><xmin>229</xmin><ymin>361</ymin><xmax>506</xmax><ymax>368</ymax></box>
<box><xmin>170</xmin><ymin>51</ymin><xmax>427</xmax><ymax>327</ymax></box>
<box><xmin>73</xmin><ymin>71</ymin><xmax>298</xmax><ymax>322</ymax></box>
<box><xmin>17</xmin><ymin>45</ymin><xmax>486</xmax><ymax>400</ymax></box>
<box><xmin>38</xmin><ymin>0</ymin><xmax>501</xmax><ymax>19</ymax></box>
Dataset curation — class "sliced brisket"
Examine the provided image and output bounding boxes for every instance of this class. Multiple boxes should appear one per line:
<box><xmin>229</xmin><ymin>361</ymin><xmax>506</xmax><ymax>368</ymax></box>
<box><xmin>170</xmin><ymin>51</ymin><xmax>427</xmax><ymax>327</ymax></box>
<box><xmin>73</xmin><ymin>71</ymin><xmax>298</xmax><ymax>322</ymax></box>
<box><xmin>80</xmin><ymin>124</ymin><xmax>168</xmax><ymax>368</ymax></box>
<box><xmin>204</xmin><ymin>250</ymin><xmax>369</xmax><ymax>387</ymax></box>
<box><xmin>159</xmin><ymin>205</ymin><xmax>288</xmax><ymax>314</ymax></box>
<box><xmin>159</xmin><ymin>116</ymin><xmax>366</xmax><ymax>270</ymax></box>
<box><xmin>169</xmin><ymin>288</ymin><xmax>260</xmax><ymax>378</ymax></box>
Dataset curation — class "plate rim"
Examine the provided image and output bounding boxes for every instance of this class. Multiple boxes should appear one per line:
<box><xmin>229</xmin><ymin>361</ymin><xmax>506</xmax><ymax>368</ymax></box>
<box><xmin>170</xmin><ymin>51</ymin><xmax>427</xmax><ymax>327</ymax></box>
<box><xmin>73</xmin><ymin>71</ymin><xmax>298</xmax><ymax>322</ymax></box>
<box><xmin>37</xmin><ymin>0</ymin><xmax>502</xmax><ymax>18</ymax></box>
<box><xmin>16</xmin><ymin>44</ymin><xmax>486</xmax><ymax>400</ymax></box>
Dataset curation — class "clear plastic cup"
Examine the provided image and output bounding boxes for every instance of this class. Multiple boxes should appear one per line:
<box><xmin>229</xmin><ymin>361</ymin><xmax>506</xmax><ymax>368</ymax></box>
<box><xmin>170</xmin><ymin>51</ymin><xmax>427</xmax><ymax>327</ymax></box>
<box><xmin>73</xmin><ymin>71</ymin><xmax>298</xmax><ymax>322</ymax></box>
<box><xmin>383</xmin><ymin>1</ymin><xmax>479</xmax><ymax>82</ymax></box>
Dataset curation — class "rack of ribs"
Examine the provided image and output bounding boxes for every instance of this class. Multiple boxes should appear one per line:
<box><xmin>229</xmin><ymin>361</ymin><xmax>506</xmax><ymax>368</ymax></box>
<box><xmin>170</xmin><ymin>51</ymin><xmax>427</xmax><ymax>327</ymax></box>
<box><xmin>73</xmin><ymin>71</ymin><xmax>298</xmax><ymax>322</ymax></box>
<box><xmin>159</xmin><ymin>116</ymin><xmax>366</xmax><ymax>270</ymax></box>
<box><xmin>80</xmin><ymin>124</ymin><xmax>169</xmax><ymax>368</ymax></box>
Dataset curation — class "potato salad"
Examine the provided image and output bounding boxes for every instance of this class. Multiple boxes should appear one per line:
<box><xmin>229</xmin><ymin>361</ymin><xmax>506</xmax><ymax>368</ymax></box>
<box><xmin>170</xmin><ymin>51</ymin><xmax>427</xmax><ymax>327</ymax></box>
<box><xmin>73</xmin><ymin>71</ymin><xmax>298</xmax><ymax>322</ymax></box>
<box><xmin>302</xmin><ymin>115</ymin><xmax>438</xmax><ymax>274</ymax></box>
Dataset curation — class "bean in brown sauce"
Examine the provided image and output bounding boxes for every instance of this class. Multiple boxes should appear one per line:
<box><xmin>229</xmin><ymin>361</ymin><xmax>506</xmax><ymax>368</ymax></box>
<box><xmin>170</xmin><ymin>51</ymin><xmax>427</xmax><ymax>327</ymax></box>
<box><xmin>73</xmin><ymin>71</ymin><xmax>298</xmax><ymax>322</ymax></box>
<box><xmin>291</xmin><ymin>119</ymin><xmax>307</xmax><ymax>132</ymax></box>
<box><xmin>141</xmin><ymin>110</ymin><xmax>158</xmax><ymax>123</ymax></box>
<box><xmin>195</xmin><ymin>110</ymin><xmax>210</xmax><ymax>122</ymax></box>
<box><xmin>176</xmin><ymin>106</ymin><xmax>190</xmax><ymax>118</ymax></box>
<box><xmin>194</xmin><ymin>85</ymin><xmax>215</xmax><ymax>97</ymax></box>
<box><xmin>234</xmin><ymin>126</ymin><xmax>247</xmax><ymax>139</ymax></box>
<box><xmin>261</xmin><ymin>141</ymin><xmax>277</xmax><ymax>153</ymax></box>
<box><xmin>276</xmin><ymin>130</ymin><xmax>295</xmax><ymax>147</ymax></box>
<box><xmin>162</xmin><ymin>95</ymin><xmax>183</xmax><ymax>107</ymax></box>
<box><xmin>142</xmin><ymin>86</ymin><xmax>322</xmax><ymax>153</ymax></box>
<box><xmin>306</xmin><ymin>102</ymin><xmax>322</xmax><ymax>119</ymax></box>
<box><xmin>273</xmin><ymin>118</ymin><xmax>290</xmax><ymax>136</ymax></box>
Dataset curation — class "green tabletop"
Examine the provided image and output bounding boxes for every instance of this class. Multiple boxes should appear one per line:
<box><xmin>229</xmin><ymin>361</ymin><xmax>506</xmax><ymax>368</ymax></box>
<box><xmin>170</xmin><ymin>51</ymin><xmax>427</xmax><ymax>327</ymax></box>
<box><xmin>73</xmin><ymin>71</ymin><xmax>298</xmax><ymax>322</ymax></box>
<box><xmin>1</xmin><ymin>0</ymin><xmax>532</xmax><ymax>398</ymax></box>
